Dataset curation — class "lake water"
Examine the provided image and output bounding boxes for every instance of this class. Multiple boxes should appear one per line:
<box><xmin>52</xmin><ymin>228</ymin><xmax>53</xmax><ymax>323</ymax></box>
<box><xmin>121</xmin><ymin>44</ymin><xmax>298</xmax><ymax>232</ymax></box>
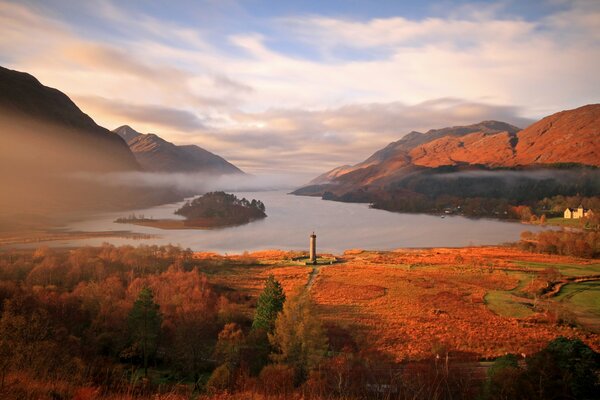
<box><xmin>22</xmin><ymin>191</ymin><xmax>548</xmax><ymax>254</ymax></box>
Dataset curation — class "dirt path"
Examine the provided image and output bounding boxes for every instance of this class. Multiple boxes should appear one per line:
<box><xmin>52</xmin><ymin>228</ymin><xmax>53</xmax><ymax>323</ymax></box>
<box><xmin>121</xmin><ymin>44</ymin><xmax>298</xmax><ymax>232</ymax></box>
<box><xmin>306</xmin><ymin>265</ymin><xmax>320</xmax><ymax>290</ymax></box>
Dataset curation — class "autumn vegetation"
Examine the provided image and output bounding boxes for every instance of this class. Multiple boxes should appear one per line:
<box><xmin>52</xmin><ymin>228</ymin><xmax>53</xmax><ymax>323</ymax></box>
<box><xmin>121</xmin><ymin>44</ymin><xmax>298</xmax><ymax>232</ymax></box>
<box><xmin>519</xmin><ymin>229</ymin><xmax>600</xmax><ymax>258</ymax></box>
<box><xmin>0</xmin><ymin>244</ymin><xmax>598</xmax><ymax>399</ymax></box>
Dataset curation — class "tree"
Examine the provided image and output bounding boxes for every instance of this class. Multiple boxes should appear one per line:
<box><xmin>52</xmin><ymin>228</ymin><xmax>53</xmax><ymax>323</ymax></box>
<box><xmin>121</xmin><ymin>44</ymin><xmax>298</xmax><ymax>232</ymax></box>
<box><xmin>269</xmin><ymin>291</ymin><xmax>328</xmax><ymax>381</ymax></box>
<box><xmin>252</xmin><ymin>275</ymin><xmax>285</xmax><ymax>332</ymax></box>
<box><xmin>214</xmin><ymin>322</ymin><xmax>244</xmax><ymax>366</ymax></box>
<box><xmin>128</xmin><ymin>286</ymin><xmax>162</xmax><ymax>377</ymax></box>
<box><xmin>525</xmin><ymin>337</ymin><xmax>600</xmax><ymax>399</ymax></box>
<box><xmin>484</xmin><ymin>354</ymin><xmax>525</xmax><ymax>400</ymax></box>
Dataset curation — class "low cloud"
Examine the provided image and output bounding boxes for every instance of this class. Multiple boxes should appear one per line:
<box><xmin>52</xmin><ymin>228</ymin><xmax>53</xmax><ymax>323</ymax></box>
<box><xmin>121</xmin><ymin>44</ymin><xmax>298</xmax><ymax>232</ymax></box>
<box><xmin>71</xmin><ymin>171</ymin><xmax>310</xmax><ymax>193</ymax></box>
<box><xmin>431</xmin><ymin>169</ymin><xmax>592</xmax><ymax>181</ymax></box>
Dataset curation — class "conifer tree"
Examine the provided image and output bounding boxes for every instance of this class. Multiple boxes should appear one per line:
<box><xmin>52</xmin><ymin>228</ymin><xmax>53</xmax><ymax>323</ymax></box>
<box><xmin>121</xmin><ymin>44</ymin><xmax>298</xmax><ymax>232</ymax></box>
<box><xmin>129</xmin><ymin>286</ymin><xmax>162</xmax><ymax>377</ymax></box>
<box><xmin>252</xmin><ymin>275</ymin><xmax>285</xmax><ymax>332</ymax></box>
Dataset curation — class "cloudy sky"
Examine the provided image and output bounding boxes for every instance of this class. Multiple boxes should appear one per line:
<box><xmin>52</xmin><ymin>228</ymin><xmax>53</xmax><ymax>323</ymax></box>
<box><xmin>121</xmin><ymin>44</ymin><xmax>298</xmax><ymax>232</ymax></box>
<box><xmin>1</xmin><ymin>0</ymin><xmax>598</xmax><ymax>174</ymax></box>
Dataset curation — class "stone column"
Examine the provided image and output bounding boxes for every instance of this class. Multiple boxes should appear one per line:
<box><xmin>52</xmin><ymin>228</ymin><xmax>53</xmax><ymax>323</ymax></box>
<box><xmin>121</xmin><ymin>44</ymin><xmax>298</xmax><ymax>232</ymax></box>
<box><xmin>309</xmin><ymin>232</ymin><xmax>317</xmax><ymax>264</ymax></box>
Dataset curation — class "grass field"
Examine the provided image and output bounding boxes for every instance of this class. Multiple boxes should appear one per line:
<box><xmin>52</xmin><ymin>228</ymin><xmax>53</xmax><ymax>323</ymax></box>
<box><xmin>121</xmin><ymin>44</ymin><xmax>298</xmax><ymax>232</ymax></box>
<box><xmin>510</xmin><ymin>260</ymin><xmax>600</xmax><ymax>277</ymax></box>
<box><xmin>545</xmin><ymin>217</ymin><xmax>584</xmax><ymax>228</ymax></box>
<box><xmin>556</xmin><ymin>281</ymin><xmax>600</xmax><ymax>311</ymax></box>
<box><xmin>194</xmin><ymin>247</ymin><xmax>600</xmax><ymax>361</ymax></box>
<box><xmin>484</xmin><ymin>290</ymin><xmax>534</xmax><ymax>318</ymax></box>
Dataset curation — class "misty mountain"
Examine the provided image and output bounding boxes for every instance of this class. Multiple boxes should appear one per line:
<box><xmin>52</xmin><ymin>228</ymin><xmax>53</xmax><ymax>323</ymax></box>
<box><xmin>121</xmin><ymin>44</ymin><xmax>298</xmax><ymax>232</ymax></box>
<box><xmin>0</xmin><ymin>66</ymin><xmax>176</xmax><ymax>218</ymax></box>
<box><xmin>113</xmin><ymin>125</ymin><xmax>243</xmax><ymax>175</ymax></box>
<box><xmin>0</xmin><ymin>66</ymin><xmax>139</xmax><ymax>172</ymax></box>
<box><xmin>294</xmin><ymin>105</ymin><xmax>600</xmax><ymax>215</ymax></box>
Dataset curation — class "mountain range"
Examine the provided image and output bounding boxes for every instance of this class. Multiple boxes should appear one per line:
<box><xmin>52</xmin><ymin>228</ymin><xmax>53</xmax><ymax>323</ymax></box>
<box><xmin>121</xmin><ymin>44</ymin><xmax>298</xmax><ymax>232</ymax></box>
<box><xmin>294</xmin><ymin>105</ymin><xmax>600</xmax><ymax>216</ymax></box>
<box><xmin>0</xmin><ymin>66</ymin><xmax>241</xmax><ymax>219</ymax></box>
<box><xmin>1</xmin><ymin>64</ymin><xmax>598</xmax><ymax>222</ymax></box>
<box><xmin>113</xmin><ymin>125</ymin><xmax>243</xmax><ymax>174</ymax></box>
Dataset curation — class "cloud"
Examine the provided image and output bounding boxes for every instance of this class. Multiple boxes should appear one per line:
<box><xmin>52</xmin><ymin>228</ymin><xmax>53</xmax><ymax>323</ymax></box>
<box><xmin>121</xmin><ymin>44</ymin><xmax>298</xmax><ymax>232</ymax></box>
<box><xmin>193</xmin><ymin>98</ymin><xmax>533</xmax><ymax>173</ymax></box>
<box><xmin>76</xmin><ymin>95</ymin><xmax>207</xmax><ymax>131</ymax></box>
<box><xmin>1</xmin><ymin>0</ymin><xmax>598</xmax><ymax>176</ymax></box>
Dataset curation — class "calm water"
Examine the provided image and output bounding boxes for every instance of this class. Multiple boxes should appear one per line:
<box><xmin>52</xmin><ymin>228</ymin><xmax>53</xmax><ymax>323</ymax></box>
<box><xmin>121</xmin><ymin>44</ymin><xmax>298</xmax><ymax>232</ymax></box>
<box><xmin>21</xmin><ymin>191</ymin><xmax>547</xmax><ymax>254</ymax></box>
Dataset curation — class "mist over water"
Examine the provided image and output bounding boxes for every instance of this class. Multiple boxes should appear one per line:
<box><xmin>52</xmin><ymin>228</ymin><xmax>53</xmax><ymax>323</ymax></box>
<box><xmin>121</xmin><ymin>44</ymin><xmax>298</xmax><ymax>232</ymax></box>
<box><xmin>70</xmin><ymin>171</ymin><xmax>312</xmax><ymax>193</ymax></box>
<box><xmin>29</xmin><ymin>190</ymin><xmax>547</xmax><ymax>254</ymax></box>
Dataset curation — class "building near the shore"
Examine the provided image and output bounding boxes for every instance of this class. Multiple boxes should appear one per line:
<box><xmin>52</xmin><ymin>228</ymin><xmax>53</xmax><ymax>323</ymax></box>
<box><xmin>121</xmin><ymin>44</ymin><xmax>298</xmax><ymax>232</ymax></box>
<box><xmin>564</xmin><ymin>205</ymin><xmax>593</xmax><ymax>219</ymax></box>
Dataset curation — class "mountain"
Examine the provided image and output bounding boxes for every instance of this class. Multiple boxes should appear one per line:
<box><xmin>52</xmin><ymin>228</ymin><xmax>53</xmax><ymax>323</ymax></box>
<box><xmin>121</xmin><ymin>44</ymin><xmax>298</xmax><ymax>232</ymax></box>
<box><xmin>294</xmin><ymin>106</ymin><xmax>600</xmax><ymax>217</ymax></box>
<box><xmin>511</xmin><ymin>104</ymin><xmax>599</xmax><ymax>166</ymax></box>
<box><xmin>309</xmin><ymin>121</ymin><xmax>521</xmax><ymax>186</ymax></box>
<box><xmin>0</xmin><ymin>66</ymin><xmax>175</xmax><ymax>218</ymax></box>
<box><xmin>114</xmin><ymin>125</ymin><xmax>243</xmax><ymax>174</ymax></box>
<box><xmin>0</xmin><ymin>66</ymin><xmax>139</xmax><ymax>172</ymax></box>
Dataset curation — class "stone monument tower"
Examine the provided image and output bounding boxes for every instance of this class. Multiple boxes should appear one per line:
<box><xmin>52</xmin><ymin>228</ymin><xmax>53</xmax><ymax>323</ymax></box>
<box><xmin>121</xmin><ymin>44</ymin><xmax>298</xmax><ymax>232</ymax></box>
<box><xmin>309</xmin><ymin>232</ymin><xmax>317</xmax><ymax>264</ymax></box>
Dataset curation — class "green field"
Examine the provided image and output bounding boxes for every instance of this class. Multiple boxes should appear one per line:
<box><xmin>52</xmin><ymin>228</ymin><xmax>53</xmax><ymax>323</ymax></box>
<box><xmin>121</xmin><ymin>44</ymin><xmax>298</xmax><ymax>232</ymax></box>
<box><xmin>484</xmin><ymin>271</ymin><xmax>535</xmax><ymax>318</ymax></box>
<box><xmin>511</xmin><ymin>260</ymin><xmax>600</xmax><ymax>277</ymax></box>
<box><xmin>555</xmin><ymin>281</ymin><xmax>600</xmax><ymax>317</ymax></box>
<box><xmin>485</xmin><ymin>290</ymin><xmax>535</xmax><ymax>318</ymax></box>
<box><xmin>545</xmin><ymin>217</ymin><xmax>584</xmax><ymax>228</ymax></box>
<box><xmin>485</xmin><ymin>262</ymin><xmax>600</xmax><ymax>325</ymax></box>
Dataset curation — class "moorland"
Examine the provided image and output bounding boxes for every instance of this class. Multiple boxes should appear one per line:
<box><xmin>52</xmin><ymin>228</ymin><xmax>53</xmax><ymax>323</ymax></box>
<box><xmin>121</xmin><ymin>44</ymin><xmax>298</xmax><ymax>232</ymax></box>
<box><xmin>0</xmin><ymin>233</ymin><xmax>598</xmax><ymax>399</ymax></box>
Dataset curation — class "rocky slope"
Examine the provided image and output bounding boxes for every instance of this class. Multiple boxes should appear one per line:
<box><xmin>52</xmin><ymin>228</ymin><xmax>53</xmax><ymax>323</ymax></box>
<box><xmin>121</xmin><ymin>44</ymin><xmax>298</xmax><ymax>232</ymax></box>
<box><xmin>114</xmin><ymin>125</ymin><xmax>243</xmax><ymax>174</ymax></box>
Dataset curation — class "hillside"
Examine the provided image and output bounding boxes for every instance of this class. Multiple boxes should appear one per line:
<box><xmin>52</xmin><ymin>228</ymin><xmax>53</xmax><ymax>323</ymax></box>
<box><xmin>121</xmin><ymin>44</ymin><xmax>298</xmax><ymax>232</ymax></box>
<box><xmin>294</xmin><ymin>105</ymin><xmax>600</xmax><ymax>217</ymax></box>
<box><xmin>114</xmin><ymin>125</ymin><xmax>243</xmax><ymax>174</ymax></box>
<box><xmin>310</xmin><ymin>121</ymin><xmax>521</xmax><ymax>185</ymax></box>
<box><xmin>0</xmin><ymin>66</ymin><xmax>175</xmax><ymax>219</ymax></box>
<box><xmin>0</xmin><ymin>66</ymin><xmax>138</xmax><ymax>172</ymax></box>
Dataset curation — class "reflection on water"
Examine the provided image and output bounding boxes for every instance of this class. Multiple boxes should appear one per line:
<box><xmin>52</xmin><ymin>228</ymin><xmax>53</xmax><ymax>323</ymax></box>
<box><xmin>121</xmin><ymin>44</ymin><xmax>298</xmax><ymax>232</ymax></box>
<box><xmin>26</xmin><ymin>191</ymin><xmax>547</xmax><ymax>254</ymax></box>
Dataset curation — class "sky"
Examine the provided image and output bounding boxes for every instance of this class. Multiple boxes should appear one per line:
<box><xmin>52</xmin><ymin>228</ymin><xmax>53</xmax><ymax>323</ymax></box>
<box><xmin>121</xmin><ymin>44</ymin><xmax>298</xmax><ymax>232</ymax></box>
<box><xmin>0</xmin><ymin>0</ymin><xmax>599</xmax><ymax>174</ymax></box>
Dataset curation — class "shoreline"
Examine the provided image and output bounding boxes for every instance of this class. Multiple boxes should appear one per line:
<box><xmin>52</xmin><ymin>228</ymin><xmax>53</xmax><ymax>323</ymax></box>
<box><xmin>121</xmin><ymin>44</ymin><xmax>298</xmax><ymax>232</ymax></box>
<box><xmin>116</xmin><ymin>216</ymin><xmax>266</xmax><ymax>230</ymax></box>
<box><xmin>0</xmin><ymin>229</ymin><xmax>157</xmax><ymax>247</ymax></box>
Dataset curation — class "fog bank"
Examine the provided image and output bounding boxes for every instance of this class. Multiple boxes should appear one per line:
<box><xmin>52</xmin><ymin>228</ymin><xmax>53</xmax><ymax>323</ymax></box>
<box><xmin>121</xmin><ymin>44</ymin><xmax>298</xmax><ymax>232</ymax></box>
<box><xmin>70</xmin><ymin>171</ymin><xmax>311</xmax><ymax>194</ymax></box>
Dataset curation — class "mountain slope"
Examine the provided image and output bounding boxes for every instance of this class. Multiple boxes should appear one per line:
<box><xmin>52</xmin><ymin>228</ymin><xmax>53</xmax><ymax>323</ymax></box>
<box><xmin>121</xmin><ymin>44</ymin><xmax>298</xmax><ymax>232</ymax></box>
<box><xmin>114</xmin><ymin>125</ymin><xmax>243</xmax><ymax>174</ymax></box>
<box><xmin>0</xmin><ymin>66</ymin><xmax>138</xmax><ymax>172</ymax></box>
<box><xmin>311</xmin><ymin>121</ymin><xmax>521</xmax><ymax>186</ymax></box>
<box><xmin>294</xmin><ymin>105</ymin><xmax>600</xmax><ymax>217</ymax></box>
<box><xmin>0</xmin><ymin>66</ymin><xmax>177</xmax><ymax>218</ymax></box>
<box><xmin>512</xmin><ymin>104</ymin><xmax>599</xmax><ymax>166</ymax></box>
<box><xmin>303</xmin><ymin>106</ymin><xmax>599</xmax><ymax>190</ymax></box>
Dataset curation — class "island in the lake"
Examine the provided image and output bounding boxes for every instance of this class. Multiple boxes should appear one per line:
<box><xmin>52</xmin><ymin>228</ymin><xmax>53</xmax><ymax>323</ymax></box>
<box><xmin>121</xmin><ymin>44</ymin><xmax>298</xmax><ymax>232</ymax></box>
<box><xmin>115</xmin><ymin>191</ymin><xmax>267</xmax><ymax>229</ymax></box>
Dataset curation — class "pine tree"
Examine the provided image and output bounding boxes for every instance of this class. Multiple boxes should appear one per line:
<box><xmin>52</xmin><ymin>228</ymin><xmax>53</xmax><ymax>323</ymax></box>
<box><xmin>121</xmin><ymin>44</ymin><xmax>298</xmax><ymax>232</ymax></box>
<box><xmin>128</xmin><ymin>286</ymin><xmax>162</xmax><ymax>377</ymax></box>
<box><xmin>252</xmin><ymin>275</ymin><xmax>285</xmax><ymax>332</ymax></box>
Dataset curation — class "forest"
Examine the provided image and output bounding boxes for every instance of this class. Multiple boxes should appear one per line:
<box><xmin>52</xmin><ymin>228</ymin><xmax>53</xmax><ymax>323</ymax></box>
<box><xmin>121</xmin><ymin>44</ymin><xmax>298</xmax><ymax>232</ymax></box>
<box><xmin>0</xmin><ymin>244</ymin><xmax>598</xmax><ymax>399</ymax></box>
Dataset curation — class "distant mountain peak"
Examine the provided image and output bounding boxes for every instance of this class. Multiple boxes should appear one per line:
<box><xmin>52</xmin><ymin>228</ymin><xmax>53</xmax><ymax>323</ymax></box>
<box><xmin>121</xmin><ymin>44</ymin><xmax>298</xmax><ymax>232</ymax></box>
<box><xmin>113</xmin><ymin>125</ymin><xmax>142</xmax><ymax>142</ymax></box>
<box><xmin>112</xmin><ymin>125</ymin><xmax>243</xmax><ymax>174</ymax></box>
